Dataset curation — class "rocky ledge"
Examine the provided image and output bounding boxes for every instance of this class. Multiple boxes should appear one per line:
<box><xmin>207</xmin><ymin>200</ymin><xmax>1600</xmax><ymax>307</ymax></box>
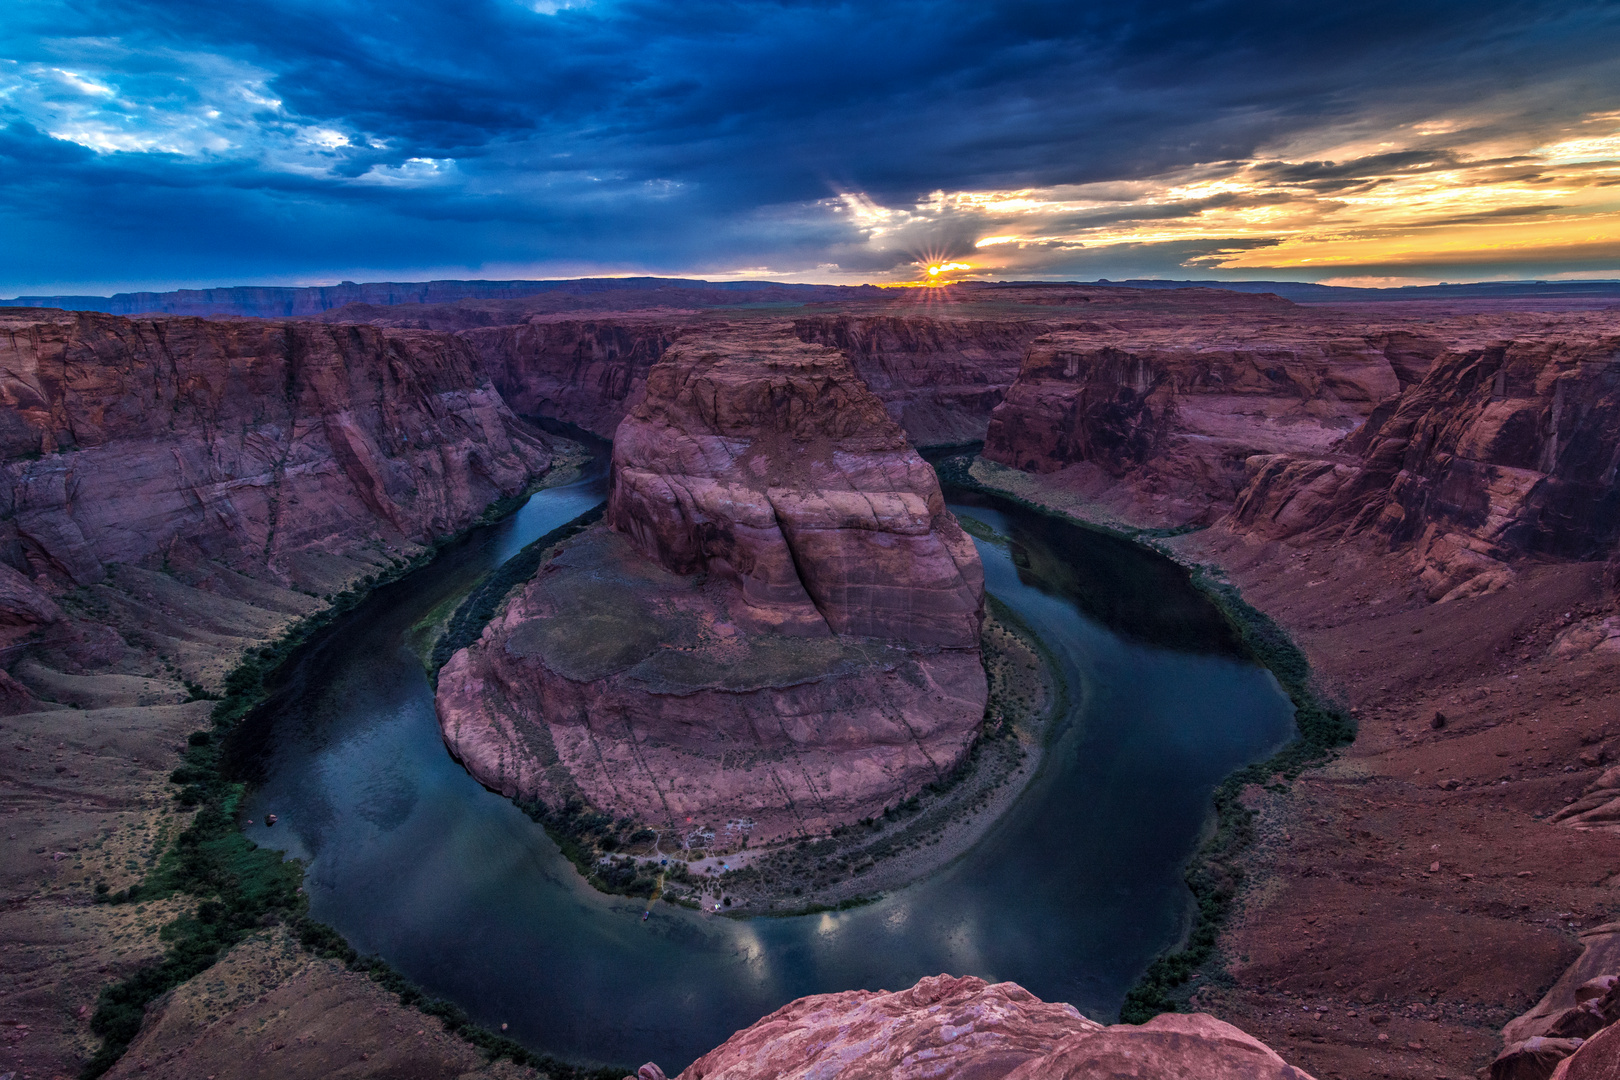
<box><xmin>628</xmin><ymin>974</ymin><xmax>1317</xmax><ymax>1080</ymax></box>
<box><xmin>436</xmin><ymin>329</ymin><xmax>986</xmax><ymax>842</ymax></box>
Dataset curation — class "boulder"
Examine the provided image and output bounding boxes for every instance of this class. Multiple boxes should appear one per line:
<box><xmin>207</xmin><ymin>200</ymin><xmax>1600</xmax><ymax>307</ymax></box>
<box><xmin>1492</xmin><ymin>1037</ymin><xmax>1585</xmax><ymax>1080</ymax></box>
<box><xmin>1551</xmin><ymin>1020</ymin><xmax>1620</xmax><ymax>1078</ymax></box>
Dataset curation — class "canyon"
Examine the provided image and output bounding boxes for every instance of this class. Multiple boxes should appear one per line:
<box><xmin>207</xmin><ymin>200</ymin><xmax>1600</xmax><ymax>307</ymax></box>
<box><xmin>4</xmin><ymin>282</ymin><xmax>1620</xmax><ymax>1080</ymax></box>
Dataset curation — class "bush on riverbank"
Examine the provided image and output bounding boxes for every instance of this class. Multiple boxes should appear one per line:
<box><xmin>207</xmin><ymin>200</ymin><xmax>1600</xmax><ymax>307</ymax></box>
<box><xmin>82</xmin><ymin>489</ymin><xmax>628</xmax><ymax>1079</ymax></box>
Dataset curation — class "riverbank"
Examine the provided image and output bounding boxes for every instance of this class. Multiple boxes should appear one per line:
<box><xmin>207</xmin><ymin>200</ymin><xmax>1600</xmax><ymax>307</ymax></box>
<box><xmin>686</xmin><ymin>599</ymin><xmax>1059</xmax><ymax>915</ymax></box>
<box><xmin>465</xmin><ymin>594</ymin><xmax>1059</xmax><ymax>916</ymax></box>
<box><xmin>966</xmin><ymin>452</ymin><xmax>1620</xmax><ymax>1080</ymax></box>
<box><xmin>0</xmin><ymin>440</ymin><xmax>595</xmax><ymax>1080</ymax></box>
<box><xmin>951</xmin><ymin>453</ymin><xmax>1354</xmax><ymax>1023</ymax></box>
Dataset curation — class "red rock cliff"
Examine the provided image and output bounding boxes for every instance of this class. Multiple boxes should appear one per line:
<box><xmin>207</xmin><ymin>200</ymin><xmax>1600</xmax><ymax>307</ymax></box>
<box><xmin>0</xmin><ymin>309</ymin><xmax>554</xmax><ymax>594</ymax></box>
<box><xmin>1231</xmin><ymin>326</ymin><xmax>1620</xmax><ymax>600</ymax></box>
<box><xmin>791</xmin><ymin>315</ymin><xmax>1041</xmax><ymax>446</ymax></box>
<box><xmin>460</xmin><ymin>318</ymin><xmax>681</xmax><ymax>436</ymax></box>
<box><xmin>982</xmin><ymin>323</ymin><xmax>1444</xmax><ymax>526</ymax></box>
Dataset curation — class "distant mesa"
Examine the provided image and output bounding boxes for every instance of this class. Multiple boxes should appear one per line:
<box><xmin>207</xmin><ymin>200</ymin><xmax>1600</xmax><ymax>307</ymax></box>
<box><xmin>435</xmin><ymin>327</ymin><xmax>987</xmax><ymax>841</ymax></box>
<box><xmin>7</xmin><ymin>274</ymin><xmax>1620</xmax><ymax>320</ymax></box>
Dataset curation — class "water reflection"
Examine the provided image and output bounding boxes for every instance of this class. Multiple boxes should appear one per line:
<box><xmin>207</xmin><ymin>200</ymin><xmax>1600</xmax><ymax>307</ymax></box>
<box><xmin>233</xmin><ymin>467</ymin><xmax>1293</xmax><ymax>1073</ymax></box>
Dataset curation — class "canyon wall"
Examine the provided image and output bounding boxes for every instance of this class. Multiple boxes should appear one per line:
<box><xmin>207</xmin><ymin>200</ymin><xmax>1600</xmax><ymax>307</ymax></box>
<box><xmin>436</xmin><ymin>329</ymin><xmax>986</xmax><ymax>840</ymax></box>
<box><xmin>1231</xmin><ymin>329</ymin><xmax>1620</xmax><ymax>600</ymax></box>
<box><xmin>459</xmin><ymin>313</ymin><xmax>1040</xmax><ymax>446</ymax></box>
<box><xmin>459</xmin><ymin>318</ymin><xmax>681</xmax><ymax>436</ymax></box>
<box><xmin>0</xmin><ymin>309</ymin><xmax>555</xmax><ymax>605</ymax></box>
<box><xmin>790</xmin><ymin>315</ymin><xmax>1040</xmax><ymax>446</ymax></box>
<box><xmin>982</xmin><ymin>310</ymin><xmax>1620</xmax><ymax>599</ymax></box>
<box><xmin>981</xmin><ymin>325</ymin><xmax>1445</xmax><ymax>527</ymax></box>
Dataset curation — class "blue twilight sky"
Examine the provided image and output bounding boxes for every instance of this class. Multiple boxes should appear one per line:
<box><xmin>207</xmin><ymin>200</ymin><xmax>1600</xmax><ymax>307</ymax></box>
<box><xmin>3</xmin><ymin>0</ymin><xmax>1620</xmax><ymax>293</ymax></box>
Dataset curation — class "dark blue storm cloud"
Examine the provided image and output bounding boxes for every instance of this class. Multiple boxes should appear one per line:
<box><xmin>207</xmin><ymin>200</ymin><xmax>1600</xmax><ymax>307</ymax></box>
<box><xmin>3</xmin><ymin>0</ymin><xmax>1618</xmax><ymax>289</ymax></box>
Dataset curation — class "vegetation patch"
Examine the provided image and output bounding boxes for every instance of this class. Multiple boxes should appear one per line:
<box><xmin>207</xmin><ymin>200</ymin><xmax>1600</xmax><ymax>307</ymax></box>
<box><xmin>513</xmin><ymin>796</ymin><xmax>692</xmax><ymax>899</ymax></box>
<box><xmin>83</xmin><ymin>484</ymin><xmax>625</xmax><ymax>1080</ymax></box>
<box><xmin>428</xmin><ymin>505</ymin><xmax>604</xmax><ymax>678</ymax></box>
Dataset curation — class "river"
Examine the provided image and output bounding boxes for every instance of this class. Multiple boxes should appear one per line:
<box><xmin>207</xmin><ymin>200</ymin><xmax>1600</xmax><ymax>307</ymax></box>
<box><xmin>232</xmin><ymin>448</ymin><xmax>1295</xmax><ymax>1073</ymax></box>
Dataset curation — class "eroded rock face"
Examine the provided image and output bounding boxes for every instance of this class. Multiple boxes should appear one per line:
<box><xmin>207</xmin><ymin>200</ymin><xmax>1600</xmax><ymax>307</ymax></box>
<box><xmin>983</xmin><ymin>326</ymin><xmax>1441</xmax><ymax>526</ymax></box>
<box><xmin>1231</xmin><ymin>332</ymin><xmax>1620</xmax><ymax>600</ymax></box>
<box><xmin>657</xmin><ymin>974</ymin><xmax>1317</xmax><ymax>1080</ymax></box>
<box><xmin>437</xmin><ymin>330</ymin><xmax>986</xmax><ymax>840</ymax></box>
<box><xmin>792</xmin><ymin>315</ymin><xmax>1041</xmax><ymax>446</ymax></box>
<box><xmin>461</xmin><ymin>318</ymin><xmax>680</xmax><ymax>436</ymax></box>
<box><xmin>464</xmin><ymin>313</ymin><xmax>1042</xmax><ymax>446</ymax></box>
<box><xmin>608</xmin><ymin>331</ymin><xmax>983</xmax><ymax>646</ymax></box>
<box><xmin>0</xmin><ymin>309</ymin><xmax>553</xmax><ymax>593</ymax></box>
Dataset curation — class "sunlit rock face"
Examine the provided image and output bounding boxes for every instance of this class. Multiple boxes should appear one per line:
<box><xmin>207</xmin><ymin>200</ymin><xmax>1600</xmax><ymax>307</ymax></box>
<box><xmin>657</xmin><ymin>974</ymin><xmax>1319</xmax><ymax>1080</ymax></box>
<box><xmin>436</xmin><ymin>329</ymin><xmax>987</xmax><ymax>841</ymax></box>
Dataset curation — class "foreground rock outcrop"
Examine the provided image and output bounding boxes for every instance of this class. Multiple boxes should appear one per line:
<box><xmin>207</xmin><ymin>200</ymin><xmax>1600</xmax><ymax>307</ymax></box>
<box><xmin>437</xmin><ymin>329</ymin><xmax>986</xmax><ymax>840</ymax></box>
<box><xmin>633</xmin><ymin>974</ymin><xmax>1316</xmax><ymax>1080</ymax></box>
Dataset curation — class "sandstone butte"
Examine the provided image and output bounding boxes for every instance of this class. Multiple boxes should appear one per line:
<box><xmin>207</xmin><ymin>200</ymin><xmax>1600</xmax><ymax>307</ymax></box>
<box><xmin>435</xmin><ymin>328</ymin><xmax>988</xmax><ymax>840</ymax></box>
<box><xmin>628</xmin><ymin>974</ymin><xmax>1316</xmax><ymax>1080</ymax></box>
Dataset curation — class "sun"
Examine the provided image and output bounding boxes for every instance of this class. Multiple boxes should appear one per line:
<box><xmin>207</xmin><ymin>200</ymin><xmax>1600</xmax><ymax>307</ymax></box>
<box><xmin>920</xmin><ymin>260</ymin><xmax>974</xmax><ymax>285</ymax></box>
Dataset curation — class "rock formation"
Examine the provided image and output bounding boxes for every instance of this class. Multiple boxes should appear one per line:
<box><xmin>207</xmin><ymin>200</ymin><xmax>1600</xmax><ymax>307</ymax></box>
<box><xmin>791</xmin><ymin>315</ymin><xmax>1040</xmax><ymax>446</ymax></box>
<box><xmin>982</xmin><ymin>323</ymin><xmax>1444</xmax><ymax>527</ymax></box>
<box><xmin>1230</xmin><ymin>329</ymin><xmax>1620</xmax><ymax>600</ymax></box>
<box><xmin>633</xmin><ymin>974</ymin><xmax>1316</xmax><ymax>1080</ymax></box>
<box><xmin>0</xmin><ymin>309</ymin><xmax>553</xmax><ymax>596</ymax></box>
<box><xmin>461</xmin><ymin>318</ymin><xmax>681</xmax><ymax>436</ymax></box>
<box><xmin>436</xmin><ymin>328</ymin><xmax>986</xmax><ymax>840</ymax></box>
<box><xmin>461</xmin><ymin>312</ymin><xmax>1041</xmax><ymax>445</ymax></box>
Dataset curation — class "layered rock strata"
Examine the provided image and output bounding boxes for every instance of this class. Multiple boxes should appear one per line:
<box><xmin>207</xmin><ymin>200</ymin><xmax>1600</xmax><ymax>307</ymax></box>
<box><xmin>1230</xmin><ymin>330</ymin><xmax>1620</xmax><ymax>600</ymax></box>
<box><xmin>0</xmin><ymin>309</ymin><xmax>566</xmax><ymax>1078</ymax></box>
<box><xmin>641</xmin><ymin>974</ymin><xmax>1316</xmax><ymax>1080</ymax></box>
<box><xmin>461</xmin><ymin>317</ymin><xmax>682</xmax><ymax>436</ymax></box>
<box><xmin>983</xmin><ymin>325</ymin><xmax>1444</xmax><ymax>526</ymax></box>
<box><xmin>437</xmin><ymin>330</ymin><xmax>986</xmax><ymax>840</ymax></box>
<box><xmin>791</xmin><ymin>315</ymin><xmax>1041</xmax><ymax>446</ymax></box>
<box><xmin>0</xmin><ymin>309</ymin><xmax>553</xmax><ymax>595</ymax></box>
<box><xmin>463</xmin><ymin>313</ymin><xmax>1043</xmax><ymax>445</ymax></box>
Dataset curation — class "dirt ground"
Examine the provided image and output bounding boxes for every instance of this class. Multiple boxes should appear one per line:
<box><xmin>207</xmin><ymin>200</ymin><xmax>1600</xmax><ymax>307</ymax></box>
<box><xmin>969</xmin><ymin>463</ymin><xmax>1620</xmax><ymax>1079</ymax></box>
<box><xmin>1164</xmin><ymin>530</ymin><xmax>1620</xmax><ymax>1080</ymax></box>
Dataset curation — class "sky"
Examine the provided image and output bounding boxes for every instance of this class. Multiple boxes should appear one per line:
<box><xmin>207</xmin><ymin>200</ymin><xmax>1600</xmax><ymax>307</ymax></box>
<box><xmin>3</xmin><ymin>0</ymin><xmax>1620</xmax><ymax>293</ymax></box>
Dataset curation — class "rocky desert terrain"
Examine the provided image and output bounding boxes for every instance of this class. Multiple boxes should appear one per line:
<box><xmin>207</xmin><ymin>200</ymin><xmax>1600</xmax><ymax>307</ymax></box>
<box><xmin>5</xmin><ymin>281</ymin><xmax>1620</xmax><ymax>1080</ymax></box>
